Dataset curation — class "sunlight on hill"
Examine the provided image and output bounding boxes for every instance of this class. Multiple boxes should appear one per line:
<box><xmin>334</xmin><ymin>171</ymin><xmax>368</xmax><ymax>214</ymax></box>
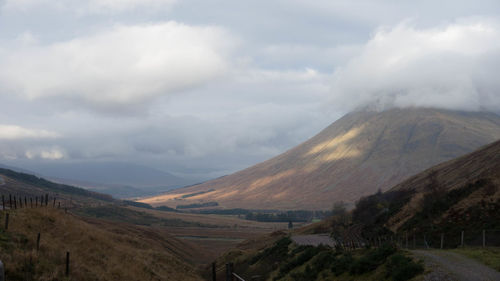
<box><xmin>305</xmin><ymin>125</ymin><xmax>364</xmax><ymax>157</ymax></box>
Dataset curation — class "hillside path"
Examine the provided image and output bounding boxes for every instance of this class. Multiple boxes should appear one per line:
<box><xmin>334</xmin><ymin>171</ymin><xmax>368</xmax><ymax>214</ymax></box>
<box><xmin>411</xmin><ymin>250</ymin><xmax>500</xmax><ymax>281</ymax></box>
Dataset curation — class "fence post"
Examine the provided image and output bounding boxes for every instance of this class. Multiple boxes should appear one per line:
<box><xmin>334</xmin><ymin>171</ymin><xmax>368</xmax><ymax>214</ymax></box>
<box><xmin>66</xmin><ymin>252</ymin><xmax>70</xmax><ymax>277</ymax></box>
<box><xmin>461</xmin><ymin>230</ymin><xmax>464</xmax><ymax>247</ymax></box>
<box><xmin>53</xmin><ymin>198</ymin><xmax>56</xmax><ymax>208</ymax></box>
<box><xmin>1</xmin><ymin>195</ymin><xmax>4</xmax><ymax>211</ymax></box>
<box><xmin>13</xmin><ymin>196</ymin><xmax>16</xmax><ymax>209</ymax></box>
<box><xmin>482</xmin><ymin>230</ymin><xmax>485</xmax><ymax>248</ymax></box>
<box><xmin>36</xmin><ymin>233</ymin><xmax>41</xmax><ymax>252</ymax></box>
<box><xmin>9</xmin><ymin>195</ymin><xmax>11</xmax><ymax>209</ymax></box>
<box><xmin>45</xmin><ymin>194</ymin><xmax>48</xmax><ymax>207</ymax></box>
<box><xmin>30</xmin><ymin>198</ymin><xmax>33</xmax><ymax>208</ymax></box>
<box><xmin>212</xmin><ymin>262</ymin><xmax>216</xmax><ymax>281</ymax></box>
<box><xmin>24</xmin><ymin>197</ymin><xmax>27</xmax><ymax>207</ymax></box>
<box><xmin>0</xmin><ymin>260</ymin><xmax>4</xmax><ymax>281</ymax></box>
<box><xmin>440</xmin><ymin>233</ymin><xmax>444</xmax><ymax>249</ymax></box>
<box><xmin>4</xmin><ymin>213</ymin><xmax>8</xmax><ymax>230</ymax></box>
<box><xmin>226</xmin><ymin>263</ymin><xmax>233</xmax><ymax>281</ymax></box>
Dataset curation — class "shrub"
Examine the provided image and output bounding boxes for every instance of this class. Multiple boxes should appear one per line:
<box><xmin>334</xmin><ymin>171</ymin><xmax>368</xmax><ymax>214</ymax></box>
<box><xmin>386</xmin><ymin>254</ymin><xmax>424</xmax><ymax>281</ymax></box>
<box><xmin>331</xmin><ymin>253</ymin><xmax>353</xmax><ymax>276</ymax></box>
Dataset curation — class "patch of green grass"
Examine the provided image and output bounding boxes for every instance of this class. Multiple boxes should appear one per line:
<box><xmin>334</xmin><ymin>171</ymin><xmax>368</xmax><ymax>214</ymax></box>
<box><xmin>451</xmin><ymin>247</ymin><xmax>500</xmax><ymax>271</ymax></box>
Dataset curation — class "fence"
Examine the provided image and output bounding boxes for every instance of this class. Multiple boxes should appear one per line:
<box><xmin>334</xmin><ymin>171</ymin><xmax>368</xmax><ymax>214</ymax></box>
<box><xmin>211</xmin><ymin>262</ymin><xmax>259</xmax><ymax>281</ymax></box>
<box><xmin>335</xmin><ymin>229</ymin><xmax>500</xmax><ymax>250</ymax></box>
<box><xmin>0</xmin><ymin>192</ymin><xmax>70</xmax><ymax>279</ymax></box>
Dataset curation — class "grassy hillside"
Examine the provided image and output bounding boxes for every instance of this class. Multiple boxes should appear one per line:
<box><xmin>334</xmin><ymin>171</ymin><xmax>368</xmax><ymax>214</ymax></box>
<box><xmin>0</xmin><ymin>207</ymin><xmax>201</xmax><ymax>280</ymax></box>
<box><xmin>0</xmin><ymin>168</ymin><xmax>113</xmax><ymax>207</ymax></box>
<box><xmin>142</xmin><ymin>108</ymin><xmax>500</xmax><ymax>210</ymax></box>
<box><xmin>211</xmin><ymin>233</ymin><xmax>423</xmax><ymax>281</ymax></box>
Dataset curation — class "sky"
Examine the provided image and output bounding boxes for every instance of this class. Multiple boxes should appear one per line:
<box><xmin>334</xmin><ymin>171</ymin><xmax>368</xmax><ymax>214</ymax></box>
<box><xmin>1</xmin><ymin>0</ymin><xmax>500</xmax><ymax>182</ymax></box>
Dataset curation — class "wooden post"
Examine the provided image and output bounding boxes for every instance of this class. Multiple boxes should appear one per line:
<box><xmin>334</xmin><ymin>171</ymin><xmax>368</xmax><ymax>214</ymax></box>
<box><xmin>212</xmin><ymin>262</ymin><xmax>216</xmax><ymax>281</ymax></box>
<box><xmin>45</xmin><ymin>194</ymin><xmax>48</xmax><ymax>207</ymax></box>
<box><xmin>24</xmin><ymin>197</ymin><xmax>27</xmax><ymax>207</ymax></box>
<box><xmin>30</xmin><ymin>198</ymin><xmax>33</xmax><ymax>208</ymax></box>
<box><xmin>19</xmin><ymin>197</ymin><xmax>22</xmax><ymax>208</ymax></box>
<box><xmin>1</xmin><ymin>195</ymin><xmax>4</xmax><ymax>211</ymax></box>
<box><xmin>53</xmin><ymin>198</ymin><xmax>56</xmax><ymax>208</ymax></box>
<box><xmin>4</xmin><ymin>213</ymin><xmax>8</xmax><ymax>230</ymax></box>
<box><xmin>58</xmin><ymin>202</ymin><xmax>61</xmax><ymax>209</ymax></box>
<box><xmin>226</xmin><ymin>263</ymin><xmax>232</xmax><ymax>281</ymax></box>
<box><xmin>482</xmin><ymin>230</ymin><xmax>485</xmax><ymax>248</ymax></box>
<box><xmin>9</xmin><ymin>195</ymin><xmax>12</xmax><ymax>209</ymax></box>
<box><xmin>0</xmin><ymin>260</ymin><xmax>4</xmax><ymax>281</ymax></box>
<box><xmin>66</xmin><ymin>252</ymin><xmax>70</xmax><ymax>277</ymax></box>
<box><xmin>461</xmin><ymin>230</ymin><xmax>464</xmax><ymax>247</ymax></box>
<box><xmin>440</xmin><ymin>233</ymin><xmax>444</xmax><ymax>249</ymax></box>
<box><xmin>36</xmin><ymin>233</ymin><xmax>41</xmax><ymax>252</ymax></box>
<box><xmin>13</xmin><ymin>196</ymin><xmax>16</xmax><ymax>209</ymax></box>
<box><xmin>35</xmin><ymin>197</ymin><xmax>38</xmax><ymax>207</ymax></box>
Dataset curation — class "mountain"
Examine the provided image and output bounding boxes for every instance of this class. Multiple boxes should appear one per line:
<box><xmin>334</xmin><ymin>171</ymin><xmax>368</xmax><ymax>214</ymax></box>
<box><xmin>8</xmin><ymin>161</ymin><xmax>193</xmax><ymax>198</ymax></box>
<box><xmin>141</xmin><ymin>108</ymin><xmax>500</xmax><ymax>210</ymax></box>
<box><xmin>384</xmin><ymin>138</ymin><xmax>500</xmax><ymax>231</ymax></box>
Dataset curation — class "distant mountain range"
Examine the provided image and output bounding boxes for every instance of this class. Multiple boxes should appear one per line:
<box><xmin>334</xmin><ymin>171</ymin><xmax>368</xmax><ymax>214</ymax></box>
<box><xmin>141</xmin><ymin>108</ymin><xmax>500</xmax><ymax>210</ymax></box>
<box><xmin>2</xmin><ymin>162</ymin><xmax>195</xmax><ymax>198</ymax></box>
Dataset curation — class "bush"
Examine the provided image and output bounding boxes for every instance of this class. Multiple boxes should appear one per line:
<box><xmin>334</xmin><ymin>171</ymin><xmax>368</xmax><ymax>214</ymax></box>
<box><xmin>386</xmin><ymin>254</ymin><xmax>424</xmax><ymax>281</ymax></box>
<box><xmin>331</xmin><ymin>253</ymin><xmax>353</xmax><ymax>276</ymax></box>
<box><xmin>349</xmin><ymin>243</ymin><xmax>397</xmax><ymax>275</ymax></box>
<box><xmin>250</xmin><ymin>237</ymin><xmax>291</xmax><ymax>265</ymax></box>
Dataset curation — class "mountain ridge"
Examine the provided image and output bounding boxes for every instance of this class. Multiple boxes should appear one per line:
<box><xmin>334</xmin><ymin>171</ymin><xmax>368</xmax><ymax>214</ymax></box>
<box><xmin>141</xmin><ymin>107</ymin><xmax>500</xmax><ymax>210</ymax></box>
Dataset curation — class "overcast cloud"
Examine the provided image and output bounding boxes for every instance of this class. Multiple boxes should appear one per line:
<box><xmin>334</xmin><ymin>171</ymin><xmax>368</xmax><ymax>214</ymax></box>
<box><xmin>0</xmin><ymin>1</ymin><xmax>499</xmax><ymax>182</ymax></box>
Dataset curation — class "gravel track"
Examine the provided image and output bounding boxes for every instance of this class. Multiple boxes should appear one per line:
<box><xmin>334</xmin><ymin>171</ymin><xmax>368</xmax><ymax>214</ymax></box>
<box><xmin>412</xmin><ymin>250</ymin><xmax>500</xmax><ymax>281</ymax></box>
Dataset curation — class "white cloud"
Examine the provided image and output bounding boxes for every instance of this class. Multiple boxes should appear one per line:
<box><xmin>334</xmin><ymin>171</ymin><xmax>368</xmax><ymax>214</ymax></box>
<box><xmin>0</xmin><ymin>22</ymin><xmax>234</xmax><ymax>111</ymax></box>
<box><xmin>25</xmin><ymin>147</ymin><xmax>65</xmax><ymax>160</ymax></box>
<box><xmin>330</xmin><ymin>18</ymin><xmax>500</xmax><ymax>112</ymax></box>
<box><xmin>0</xmin><ymin>125</ymin><xmax>60</xmax><ymax>140</ymax></box>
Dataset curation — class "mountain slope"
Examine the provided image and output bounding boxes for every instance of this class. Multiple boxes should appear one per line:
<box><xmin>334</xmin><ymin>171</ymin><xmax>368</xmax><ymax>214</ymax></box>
<box><xmin>0</xmin><ymin>207</ymin><xmax>202</xmax><ymax>280</ymax></box>
<box><xmin>385</xmin><ymin>138</ymin><xmax>500</xmax><ymax>231</ymax></box>
<box><xmin>142</xmin><ymin>108</ymin><xmax>500</xmax><ymax>210</ymax></box>
<box><xmin>0</xmin><ymin>168</ymin><xmax>114</xmax><ymax>207</ymax></box>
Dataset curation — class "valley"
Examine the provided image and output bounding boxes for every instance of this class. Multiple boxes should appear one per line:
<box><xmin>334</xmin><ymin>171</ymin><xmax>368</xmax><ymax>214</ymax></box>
<box><xmin>1</xmin><ymin>108</ymin><xmax>499</xmax><ymax>280</ymax></box>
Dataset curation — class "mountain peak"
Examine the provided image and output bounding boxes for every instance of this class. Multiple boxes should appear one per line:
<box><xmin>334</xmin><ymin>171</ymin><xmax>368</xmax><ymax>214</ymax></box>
<box><xmin>141</xmin><ymin>108</ymin><xmax>500</xmax><ymax>210</ymax></box>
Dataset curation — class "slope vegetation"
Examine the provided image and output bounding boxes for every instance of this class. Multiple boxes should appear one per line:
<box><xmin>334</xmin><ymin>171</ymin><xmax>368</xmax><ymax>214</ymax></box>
<box><xmin>143</xmin><ymin>108</ymin><xmax>500</xmax><ymax>210</ymax></box>
<box><xmin>0</xmin><ymin>207</ymin><xmax>201</xmax><ymax>280</ymax></box>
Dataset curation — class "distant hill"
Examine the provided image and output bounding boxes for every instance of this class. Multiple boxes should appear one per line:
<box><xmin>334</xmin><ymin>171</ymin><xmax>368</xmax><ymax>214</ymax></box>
<box><xmin>9</xmin><ymin>161</ymin><xmax>193</xmax><ymax>198</ymax></box>
<box><xmin>141</xmin><ymin>108</ymin><xmax>500</xmax><ymax>210</ymax></box>
<box><xmin>0</xmin><ymin>167</ymin><xmax>114</xmax><ymax>206</ymax></box>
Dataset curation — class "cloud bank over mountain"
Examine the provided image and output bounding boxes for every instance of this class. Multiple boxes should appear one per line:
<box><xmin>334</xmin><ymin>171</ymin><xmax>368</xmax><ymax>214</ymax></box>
<box><xmin>331</xmin><ymin>19</ymin><xmax>500</xmax><ymax>112</ymax></box>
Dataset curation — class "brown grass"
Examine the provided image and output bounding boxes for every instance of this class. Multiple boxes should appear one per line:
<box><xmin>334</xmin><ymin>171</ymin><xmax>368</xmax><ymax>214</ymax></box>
<box><xmin>0</xmin><ymin>208</ymin><xmax>201</xmax><ymax>280</ymax></box>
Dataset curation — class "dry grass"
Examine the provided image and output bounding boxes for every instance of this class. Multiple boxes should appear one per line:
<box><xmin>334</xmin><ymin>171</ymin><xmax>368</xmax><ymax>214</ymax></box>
<box><xmin>0</xmin><ymin>208</ymin><xmax>201</xmax><ymax>280</ymax></box>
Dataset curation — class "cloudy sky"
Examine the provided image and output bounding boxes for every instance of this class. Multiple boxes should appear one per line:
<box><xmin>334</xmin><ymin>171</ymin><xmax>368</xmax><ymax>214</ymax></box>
<box><xmin>1</xmin><ymin>0</ymin><xmax>500</xmax><ymax>183</ymax></box>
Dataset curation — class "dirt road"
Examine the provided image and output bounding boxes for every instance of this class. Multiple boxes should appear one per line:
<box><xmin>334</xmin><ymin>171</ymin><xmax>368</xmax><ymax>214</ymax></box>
<box><xmin>412</xmin><ymin>250</ymin><xmax>500</xmax><ymax>281</ymax></box>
